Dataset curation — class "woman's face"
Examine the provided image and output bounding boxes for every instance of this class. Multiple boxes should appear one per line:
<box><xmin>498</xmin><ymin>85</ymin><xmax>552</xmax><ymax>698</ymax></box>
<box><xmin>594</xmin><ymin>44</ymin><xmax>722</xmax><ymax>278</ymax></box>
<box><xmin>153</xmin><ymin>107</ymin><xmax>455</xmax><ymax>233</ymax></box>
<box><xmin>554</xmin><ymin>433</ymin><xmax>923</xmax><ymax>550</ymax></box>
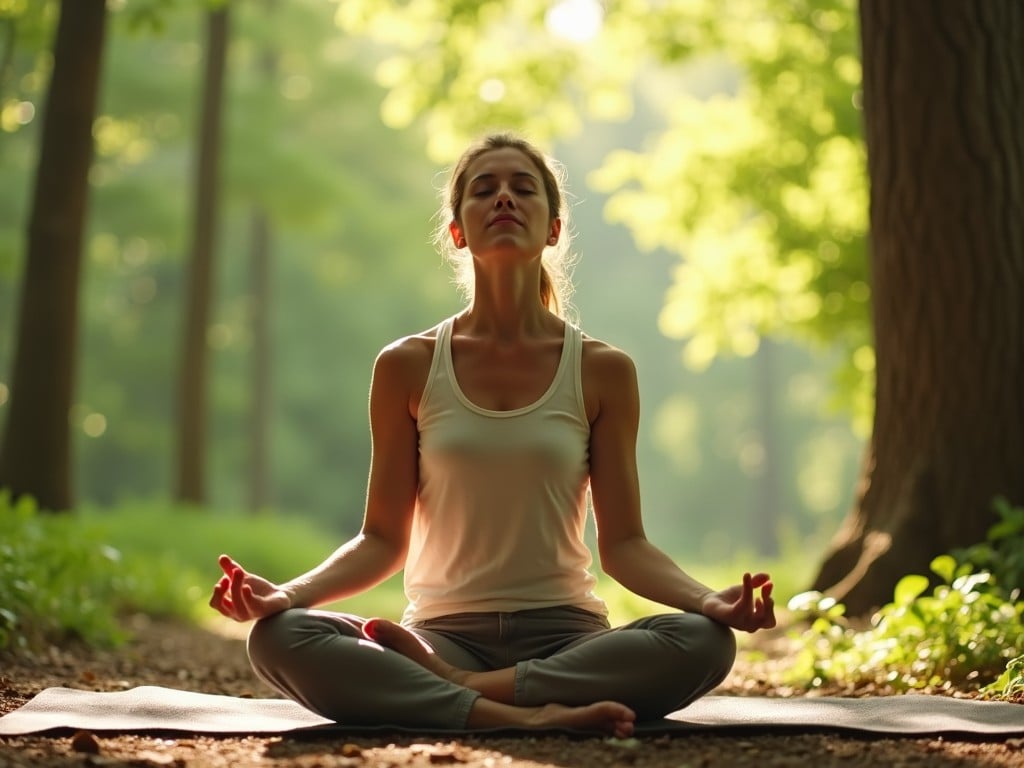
<box><xmin>451</xmin><ymin>147</ymin><xmax>561</xmax><ymax>259</ymax></box>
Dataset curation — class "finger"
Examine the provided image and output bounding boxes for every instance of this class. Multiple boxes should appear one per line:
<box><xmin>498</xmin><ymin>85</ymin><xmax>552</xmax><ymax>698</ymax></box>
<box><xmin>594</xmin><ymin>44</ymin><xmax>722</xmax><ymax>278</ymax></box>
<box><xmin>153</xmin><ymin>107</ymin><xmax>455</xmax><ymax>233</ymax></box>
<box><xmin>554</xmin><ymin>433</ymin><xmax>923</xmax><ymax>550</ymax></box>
<box><xmin>218</xmin><ymin>554</ymin><xmax>239</xmax><ymax>577</ymax></box>
<box><xmin>739</xmin><ymin>572</ymin><xmax>754</xmax><ymax>612</ymax></box>
<box><xmin>240</xmin><ymin>583</ymin><xmax>260</xmax><ymax>616</ymax></box>
<box><xmin>209</xmin><ymin>579</ymin><xmax>235</xmax><ymax>618</ymax></box>
<box><xmin>208</xmin><ymin>578</ymin><xmax>227</xmax><ymax>610</ymax></box>
<box><xmin>762</xmin><ymin>591</ymin><xmax>777</xmax><ymax>629</ymax></box>
<box><xmin>749</xmin><ymin>572</ymin><xmax>771</xmax><ymax>588</ymax></box>
<box><xmin>229</xmin><ymin>567</ymin><xmax>249</xmax><ymax>621</ymax></box>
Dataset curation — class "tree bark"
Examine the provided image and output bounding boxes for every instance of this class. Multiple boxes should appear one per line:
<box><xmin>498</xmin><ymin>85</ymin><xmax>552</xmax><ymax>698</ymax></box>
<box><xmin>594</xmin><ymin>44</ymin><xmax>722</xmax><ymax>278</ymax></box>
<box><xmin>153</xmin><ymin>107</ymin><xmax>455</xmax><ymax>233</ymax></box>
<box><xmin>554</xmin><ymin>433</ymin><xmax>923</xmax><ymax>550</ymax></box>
<box><xmin>813</xmin><ymin>1</ymin><xmax>1024</xmax><ymax>615</ymax></box>
<box><xmin>247</xmin><ymin>205</ymin><xmax>272</xmax><ymax>513</ymax></box>
<box><xmin>246</xmin><ymin>5</ymin><xmax>276</xmax><ymax>515</ymax></box>
<box><xmin>175</xmin><ymin>6</ymin><xmax>229</xmax><ymax>505</ymax></box>
<box><xmin>0</xmin><ymin>0</ymin><xmax>107</xmax><ymax>511</ymax></box>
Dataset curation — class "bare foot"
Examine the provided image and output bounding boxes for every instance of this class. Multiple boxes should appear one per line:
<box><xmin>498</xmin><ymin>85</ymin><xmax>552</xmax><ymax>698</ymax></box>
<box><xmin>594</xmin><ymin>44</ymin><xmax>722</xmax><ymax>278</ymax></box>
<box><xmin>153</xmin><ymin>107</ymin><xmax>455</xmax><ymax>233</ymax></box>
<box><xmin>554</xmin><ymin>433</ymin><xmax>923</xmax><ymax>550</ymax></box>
<box><xmin>363</xmin><ymin>618</ymin><xmax>468</xmax><ymax>684</ymax></box>
<box><xmin>530</xmin><ymin>701</ymin><xmax>636</xmax><ymax>738</ymax></box>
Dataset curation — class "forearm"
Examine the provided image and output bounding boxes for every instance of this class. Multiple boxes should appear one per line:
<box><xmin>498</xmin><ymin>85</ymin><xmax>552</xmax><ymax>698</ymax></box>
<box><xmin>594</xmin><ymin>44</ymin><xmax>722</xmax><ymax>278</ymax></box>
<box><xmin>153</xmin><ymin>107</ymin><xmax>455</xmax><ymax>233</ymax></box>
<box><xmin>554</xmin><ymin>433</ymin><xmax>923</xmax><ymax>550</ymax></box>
<box><xmin>281</xmin><ymin>532</ymin><xmax>405</xmax><ymax>609</ymax></box>
<box><xmin>600</xmin><ymin>536</ymin><xmax>713</xmax><ymax>614</ymax></box>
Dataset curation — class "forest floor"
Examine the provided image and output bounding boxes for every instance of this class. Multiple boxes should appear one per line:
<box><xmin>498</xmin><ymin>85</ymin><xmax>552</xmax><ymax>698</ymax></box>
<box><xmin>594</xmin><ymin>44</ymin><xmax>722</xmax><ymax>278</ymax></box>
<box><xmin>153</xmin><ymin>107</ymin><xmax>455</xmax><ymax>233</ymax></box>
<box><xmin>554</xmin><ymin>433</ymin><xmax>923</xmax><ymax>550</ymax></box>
<box><xmin>1</xmin><ymin>615</ymin><xmax>1023</xmax><ymax>768</ymax></box>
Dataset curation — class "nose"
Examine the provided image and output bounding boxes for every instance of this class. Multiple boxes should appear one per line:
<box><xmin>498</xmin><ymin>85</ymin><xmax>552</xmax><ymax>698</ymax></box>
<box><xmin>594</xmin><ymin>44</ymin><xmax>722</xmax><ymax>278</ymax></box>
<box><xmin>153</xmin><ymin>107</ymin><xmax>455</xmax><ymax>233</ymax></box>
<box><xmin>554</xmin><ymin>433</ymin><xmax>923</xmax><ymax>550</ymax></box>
<box><xmin>495</xmin><ymin>184</ymin><xmax>516</xmax><ymax>208</ymax></box>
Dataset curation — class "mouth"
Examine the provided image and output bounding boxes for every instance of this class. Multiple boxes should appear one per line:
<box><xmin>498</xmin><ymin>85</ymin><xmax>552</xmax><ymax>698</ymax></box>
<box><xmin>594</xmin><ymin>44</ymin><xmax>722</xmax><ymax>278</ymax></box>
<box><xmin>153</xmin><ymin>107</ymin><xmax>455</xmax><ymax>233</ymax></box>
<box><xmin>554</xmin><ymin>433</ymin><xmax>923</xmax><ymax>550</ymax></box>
<box><xmin>489</xmin><ymin>215</ymin><xmax>522</xmax><ymax>227</ymax></box>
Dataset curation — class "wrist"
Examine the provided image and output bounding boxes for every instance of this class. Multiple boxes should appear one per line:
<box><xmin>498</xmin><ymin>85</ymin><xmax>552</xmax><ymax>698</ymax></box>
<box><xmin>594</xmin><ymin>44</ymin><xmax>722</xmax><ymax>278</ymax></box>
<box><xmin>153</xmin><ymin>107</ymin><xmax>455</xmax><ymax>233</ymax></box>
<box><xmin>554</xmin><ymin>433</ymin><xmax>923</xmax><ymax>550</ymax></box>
<box><xmin>697</xmin><ymin>589</ymin><xmax>715</xmax><ymax>614</ymax></box>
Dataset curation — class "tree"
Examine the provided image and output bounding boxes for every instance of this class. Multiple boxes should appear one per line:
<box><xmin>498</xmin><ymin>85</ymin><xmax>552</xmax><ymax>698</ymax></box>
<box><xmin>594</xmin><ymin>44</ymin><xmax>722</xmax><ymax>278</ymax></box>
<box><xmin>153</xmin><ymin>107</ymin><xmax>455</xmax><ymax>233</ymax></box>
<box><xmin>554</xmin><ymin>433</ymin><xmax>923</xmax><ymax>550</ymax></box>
<box><xmin>811</xmin><ymin>0</ymin><xmax>1024</xmax><ymax>613</ymax></box>
<box><xmin>0</xmin><ymin>0</ymin><xmax>108</xmax><ymax>511</ymax></box>
<box><xmin>176</xmin><ymin>3</ymin><xmax>230</xmax><ymax>504</ymax></box>
<box><xmin>245</xmin><ymin>0</ymin><xmax>276</xmax><ymax>513</ymax></box>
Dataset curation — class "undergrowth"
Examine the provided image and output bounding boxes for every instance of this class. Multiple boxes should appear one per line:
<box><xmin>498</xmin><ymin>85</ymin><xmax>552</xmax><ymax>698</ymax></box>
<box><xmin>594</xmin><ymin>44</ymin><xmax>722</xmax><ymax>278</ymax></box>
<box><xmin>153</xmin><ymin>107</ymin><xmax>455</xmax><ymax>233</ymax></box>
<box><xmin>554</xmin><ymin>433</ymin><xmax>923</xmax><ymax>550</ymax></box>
<box><xmin>4</xmin><ymin>489</ymin><xmax>1023</xmax><ymax>702</ymax></box>
<box><xmin>0</xmin><ymin>492</ymin><xmax>356</xmax><ymax>652</ymax></box>
<box><xmin>786</xmin><ymin>498</ymin><xmax>1024</xmax><ymax>700</ymax></box>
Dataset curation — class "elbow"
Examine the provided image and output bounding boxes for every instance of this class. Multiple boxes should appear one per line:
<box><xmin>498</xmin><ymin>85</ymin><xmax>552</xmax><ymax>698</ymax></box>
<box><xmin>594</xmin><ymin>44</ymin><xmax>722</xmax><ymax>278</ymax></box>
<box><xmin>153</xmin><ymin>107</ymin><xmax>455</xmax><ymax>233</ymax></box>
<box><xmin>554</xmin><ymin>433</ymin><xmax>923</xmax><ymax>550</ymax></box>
<box><xmin>597</xmin><ymin>534</ymin><xmax>646</xmax><ymax>583</ymax></box>
<box><xmin>357</xmin><ymin>528</ymin><xmax>409</xmax><ymax>575</ymax></box>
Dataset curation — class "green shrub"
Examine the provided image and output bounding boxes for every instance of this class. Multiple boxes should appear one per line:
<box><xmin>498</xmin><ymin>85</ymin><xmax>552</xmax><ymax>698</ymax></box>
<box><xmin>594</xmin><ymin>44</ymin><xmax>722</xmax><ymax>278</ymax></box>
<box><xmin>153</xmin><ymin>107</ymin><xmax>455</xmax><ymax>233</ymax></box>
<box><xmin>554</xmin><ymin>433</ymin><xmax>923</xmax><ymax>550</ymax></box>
<box><xmin>786</xmin><ymin>554</ymin><xmax>1024</xmax><ymax>692</ymax></box>
<box><xmin>0</xmin><ymin>494</ymin><xmax>411</xmax><ymax>652</ymax></box>
<box><xmin>983</xmin><ymin>654</ymin><xmax>1024</xmax><ymax>699</ymax></box>
<box><xmin>952</xmin><ymin>497</ymin><xmax>1024</xmax><ymax>601</ymax></box>
<box><xmin>0</xmin><ymin>492</ymin><xmax>128</xmax><ymax>650</ymax></box>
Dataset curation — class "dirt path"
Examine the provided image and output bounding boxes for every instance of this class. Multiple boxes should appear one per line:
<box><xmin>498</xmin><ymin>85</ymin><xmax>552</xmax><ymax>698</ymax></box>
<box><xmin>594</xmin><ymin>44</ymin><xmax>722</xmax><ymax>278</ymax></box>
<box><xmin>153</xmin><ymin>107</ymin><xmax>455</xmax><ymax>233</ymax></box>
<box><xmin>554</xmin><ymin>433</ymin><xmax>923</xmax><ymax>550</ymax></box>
<box><xmin>1</xmin><ymin>616</ymin><xmax>1022</xmax><ymax>767</ymax></box>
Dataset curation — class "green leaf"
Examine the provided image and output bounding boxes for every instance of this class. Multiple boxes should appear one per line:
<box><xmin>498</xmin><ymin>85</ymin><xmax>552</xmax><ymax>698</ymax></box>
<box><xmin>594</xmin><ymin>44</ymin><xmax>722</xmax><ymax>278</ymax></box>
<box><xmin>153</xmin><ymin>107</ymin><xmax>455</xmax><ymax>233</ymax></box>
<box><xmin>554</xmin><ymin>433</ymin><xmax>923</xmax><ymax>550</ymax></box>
<box><xmin>930</xmin><ymin>554</ymin><xmax>957</xmax><ymax>584</ymax></box>
<box><xmin>893</xmin><ymin>574</ymin><xmax>930</xmax><ymax>607</ymax></box>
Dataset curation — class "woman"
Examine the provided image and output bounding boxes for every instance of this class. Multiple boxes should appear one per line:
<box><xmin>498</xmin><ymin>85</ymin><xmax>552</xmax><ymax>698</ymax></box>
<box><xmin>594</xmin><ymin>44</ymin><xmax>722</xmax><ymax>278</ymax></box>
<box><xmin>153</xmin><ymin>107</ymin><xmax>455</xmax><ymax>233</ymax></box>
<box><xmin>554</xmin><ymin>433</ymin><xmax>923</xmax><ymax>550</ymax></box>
<box><xmin>210</xmin><ymin>132</ymin><xmax>776</xmax><ymax>737</ymax></box>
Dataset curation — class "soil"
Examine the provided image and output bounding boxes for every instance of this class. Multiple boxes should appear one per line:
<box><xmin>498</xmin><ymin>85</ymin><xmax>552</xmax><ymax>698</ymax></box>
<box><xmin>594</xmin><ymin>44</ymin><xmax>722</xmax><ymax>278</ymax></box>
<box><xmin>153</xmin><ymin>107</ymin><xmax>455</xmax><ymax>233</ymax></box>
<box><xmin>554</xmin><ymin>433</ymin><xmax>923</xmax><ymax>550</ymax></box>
<box><xmin>1</xmin><ymin>615</ymin><xmax>1022</xmax><ymax>768</ymax></box>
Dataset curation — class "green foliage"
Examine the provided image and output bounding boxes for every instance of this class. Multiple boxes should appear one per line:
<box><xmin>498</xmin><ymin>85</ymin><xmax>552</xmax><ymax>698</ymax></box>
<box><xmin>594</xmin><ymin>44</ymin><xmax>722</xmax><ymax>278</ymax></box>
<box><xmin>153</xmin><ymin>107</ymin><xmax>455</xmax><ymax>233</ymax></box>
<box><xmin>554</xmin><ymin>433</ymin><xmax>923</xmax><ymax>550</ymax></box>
<box><xmin>951</xmin><ymin>497</ymin><xmax>1024</xmax><ymax>601</ymax></box>
<box><xmin>0</xmin><ymin>492</ymin><xmax>130</xmax><ymax>651</ymax></box>
<box><xmin>0</xmin><ymin>494</ymin><xmax>407</xmax><ymax>653</ymax></box>
<box><xmin>983</xmin><ymin>654</ymin><xmax>1024</xmax><ymax>700</ymax></box>
<box><xmin>0</xmin><ymin>0</ymin><xmax>862</xmax><ymax>567</ymax></box>
<box><xmin>335</xmin><ymin>0</ymin><xmax>872</xmax><ymax>428</ymax></box>
<box><xmin>786</xmin><ymin>555</ymin><xmax>1024</xmax><ymax>692</ymax></box>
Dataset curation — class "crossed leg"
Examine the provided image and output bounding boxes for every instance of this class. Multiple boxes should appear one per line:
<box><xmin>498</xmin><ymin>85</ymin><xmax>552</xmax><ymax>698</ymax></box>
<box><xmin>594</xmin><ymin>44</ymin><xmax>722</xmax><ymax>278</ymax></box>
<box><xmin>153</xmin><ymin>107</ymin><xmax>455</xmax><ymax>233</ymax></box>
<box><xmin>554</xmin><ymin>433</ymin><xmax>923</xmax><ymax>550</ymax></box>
<box><xmin>363</xmin><ymin>618</ymin><xmax>636</xmax><ymax>737</ymax></box>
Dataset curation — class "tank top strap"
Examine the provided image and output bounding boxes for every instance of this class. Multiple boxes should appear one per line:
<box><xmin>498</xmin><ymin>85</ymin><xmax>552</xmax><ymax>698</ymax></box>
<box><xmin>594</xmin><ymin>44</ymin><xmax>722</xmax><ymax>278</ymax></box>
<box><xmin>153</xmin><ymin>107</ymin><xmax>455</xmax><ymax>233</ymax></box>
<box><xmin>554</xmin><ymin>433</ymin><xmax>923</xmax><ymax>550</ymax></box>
<box><xmin>418</xmin><ymin>315</ymin><xmax>456</xmax><ymax>417</ymax></box>
<box><xmin>565</xmin><ymin>322</ymin><xmax>588</xmax><ymax>424</ymax></box>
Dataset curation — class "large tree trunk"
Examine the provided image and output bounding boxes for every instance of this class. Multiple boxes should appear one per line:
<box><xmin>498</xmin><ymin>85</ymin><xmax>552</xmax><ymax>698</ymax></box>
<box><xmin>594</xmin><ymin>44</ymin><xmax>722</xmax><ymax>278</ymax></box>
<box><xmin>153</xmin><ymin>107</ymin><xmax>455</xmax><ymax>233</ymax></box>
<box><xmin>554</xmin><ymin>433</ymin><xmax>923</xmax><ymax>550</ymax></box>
<box><xmin>246</xmin><ymin>7</ymin><xmax>276</xmax><ymax>515</ymax></box>
<box><xmin>813</xmin><ymin>1</ymin><xmax>1024</xmax><ymax>615</ymax></box>
<box><xmin>247</xmin><ymin>205</ymin><xmax>272</xmax><ymax>513</ymax></box>
<box><xmin>0</xmin><ymin>0</ymin><xmax>107</xmax><ymax>511</ymax></box>
<box><xmin>175</xmin><ymin>6</ymin><xmax>229</xmax><ymax>504</ymax></box>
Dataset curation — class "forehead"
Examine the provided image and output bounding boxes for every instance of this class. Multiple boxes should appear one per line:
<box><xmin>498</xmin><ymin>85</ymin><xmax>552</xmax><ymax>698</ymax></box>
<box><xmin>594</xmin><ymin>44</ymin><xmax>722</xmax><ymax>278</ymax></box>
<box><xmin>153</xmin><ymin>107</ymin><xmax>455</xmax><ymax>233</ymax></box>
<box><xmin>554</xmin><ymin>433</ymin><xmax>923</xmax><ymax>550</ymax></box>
<box><xmin>465</xmin><ymin>147</ymin><xmax>541</xmax><ymax>182</ymax></box>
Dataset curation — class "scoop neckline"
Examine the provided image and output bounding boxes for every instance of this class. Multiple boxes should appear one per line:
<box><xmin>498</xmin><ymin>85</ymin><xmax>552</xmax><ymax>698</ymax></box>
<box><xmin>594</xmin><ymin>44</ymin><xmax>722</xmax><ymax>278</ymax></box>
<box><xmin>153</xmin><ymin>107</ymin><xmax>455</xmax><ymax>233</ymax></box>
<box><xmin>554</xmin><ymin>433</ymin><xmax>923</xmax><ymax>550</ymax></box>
<box><xmin>443</xmin><ymin>318</ymin><xmax>571</xmax><ymax>418</ymax></box>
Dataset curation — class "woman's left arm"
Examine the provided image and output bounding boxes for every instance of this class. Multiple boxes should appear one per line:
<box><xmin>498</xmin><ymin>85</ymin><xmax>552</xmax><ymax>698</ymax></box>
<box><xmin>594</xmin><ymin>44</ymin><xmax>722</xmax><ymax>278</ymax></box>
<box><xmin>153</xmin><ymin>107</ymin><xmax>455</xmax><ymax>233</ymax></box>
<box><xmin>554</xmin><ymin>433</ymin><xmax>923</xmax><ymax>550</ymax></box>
<box><xmin>585</xmin><ymin>341</ymin><xmax>775</xmax><ymax>633</ymax></box>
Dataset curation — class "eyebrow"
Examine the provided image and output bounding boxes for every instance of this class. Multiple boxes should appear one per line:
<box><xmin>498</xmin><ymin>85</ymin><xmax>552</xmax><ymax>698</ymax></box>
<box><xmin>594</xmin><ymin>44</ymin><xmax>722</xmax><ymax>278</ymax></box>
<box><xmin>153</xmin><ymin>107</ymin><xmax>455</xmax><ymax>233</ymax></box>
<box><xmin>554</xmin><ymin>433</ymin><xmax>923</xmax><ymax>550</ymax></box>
<box><xmin>469</xmin><ymin>171</ymin><xmax>540</xmax><ymax>185</ymax></box>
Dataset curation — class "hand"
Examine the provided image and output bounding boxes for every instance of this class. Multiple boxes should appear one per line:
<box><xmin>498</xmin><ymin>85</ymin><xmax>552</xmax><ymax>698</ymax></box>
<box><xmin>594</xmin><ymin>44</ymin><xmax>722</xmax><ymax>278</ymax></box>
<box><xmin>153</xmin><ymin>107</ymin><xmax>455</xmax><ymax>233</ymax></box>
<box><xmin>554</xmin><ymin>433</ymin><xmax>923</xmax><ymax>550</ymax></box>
<box><xmin>700</xmin><ymin>572</ymin><xmax>776</xmax><ymax>633</ymax></box>
<box><xmin>209</xmin><ymin>554</ymin><xmax>291</xmax><ymax>622</ymax></box>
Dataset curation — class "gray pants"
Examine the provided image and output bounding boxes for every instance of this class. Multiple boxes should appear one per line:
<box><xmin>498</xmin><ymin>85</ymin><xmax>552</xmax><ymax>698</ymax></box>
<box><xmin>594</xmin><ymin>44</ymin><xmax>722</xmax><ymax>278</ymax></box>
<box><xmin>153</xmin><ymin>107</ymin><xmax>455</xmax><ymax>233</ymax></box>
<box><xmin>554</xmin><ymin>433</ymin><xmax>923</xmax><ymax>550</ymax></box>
<box><xmin>247</xmin><ymin>605</ymin><xmax>736</xmax><ymax>729</ymax></box>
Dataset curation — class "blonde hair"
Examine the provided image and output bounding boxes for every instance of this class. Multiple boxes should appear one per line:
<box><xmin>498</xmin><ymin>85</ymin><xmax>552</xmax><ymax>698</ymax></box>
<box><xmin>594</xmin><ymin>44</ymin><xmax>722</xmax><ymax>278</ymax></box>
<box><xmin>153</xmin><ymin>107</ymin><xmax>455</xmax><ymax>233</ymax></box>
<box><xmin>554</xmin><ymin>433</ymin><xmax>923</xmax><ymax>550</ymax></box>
<box><xmin>433</xmin><ymin>132</ymin><xmax>577</xmax><ymax>320</ymax></box>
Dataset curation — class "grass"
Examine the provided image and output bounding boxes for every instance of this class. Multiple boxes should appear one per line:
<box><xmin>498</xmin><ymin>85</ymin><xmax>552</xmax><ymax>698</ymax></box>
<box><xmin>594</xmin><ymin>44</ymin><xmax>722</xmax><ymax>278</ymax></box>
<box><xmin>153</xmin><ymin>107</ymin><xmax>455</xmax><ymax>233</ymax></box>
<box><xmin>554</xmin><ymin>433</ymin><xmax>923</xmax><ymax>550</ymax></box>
<box><xmin>2</xmin><ymin>495</ymin><xmax>812</xmax><ymax>650</ymax></box>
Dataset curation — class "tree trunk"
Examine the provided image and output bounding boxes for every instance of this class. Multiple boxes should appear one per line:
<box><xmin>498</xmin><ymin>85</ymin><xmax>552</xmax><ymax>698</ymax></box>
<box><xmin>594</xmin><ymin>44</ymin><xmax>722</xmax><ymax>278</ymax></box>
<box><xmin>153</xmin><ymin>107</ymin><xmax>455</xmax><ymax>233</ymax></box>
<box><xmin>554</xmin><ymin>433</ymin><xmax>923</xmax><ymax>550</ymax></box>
<box><xmin>0</xmin><ymin>0</ymin><xmax>107</xmax><ymax>511</ymax></box>
<box><xmin>813</xmin><ymin>0</ymin><xmax>1024</xmax><ymax>615</ymax></box>
<box><xmin>245</xmin><ymin>6</ymin><xmax>276</xmax><ymax>515</ymax></box>
<box><xmin>247</xmin><ymin>205</ymin><xmax>272</xmax><ymax>513</ymax></box>
<box><xmin>175</xmin><ymin>6</ymin><xmax>229</xmax><ymax>505</ymax></box>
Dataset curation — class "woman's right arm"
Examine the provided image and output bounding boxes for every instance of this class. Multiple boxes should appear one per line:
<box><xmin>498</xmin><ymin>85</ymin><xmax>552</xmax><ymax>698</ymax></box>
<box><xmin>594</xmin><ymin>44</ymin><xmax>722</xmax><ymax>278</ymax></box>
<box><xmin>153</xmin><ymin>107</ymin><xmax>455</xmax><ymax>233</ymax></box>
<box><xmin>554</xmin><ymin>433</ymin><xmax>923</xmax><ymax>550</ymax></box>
<box><xmin>210</xmin><ymin>338</ymin><xmax>426</xmax><ymax>621</ymax></box>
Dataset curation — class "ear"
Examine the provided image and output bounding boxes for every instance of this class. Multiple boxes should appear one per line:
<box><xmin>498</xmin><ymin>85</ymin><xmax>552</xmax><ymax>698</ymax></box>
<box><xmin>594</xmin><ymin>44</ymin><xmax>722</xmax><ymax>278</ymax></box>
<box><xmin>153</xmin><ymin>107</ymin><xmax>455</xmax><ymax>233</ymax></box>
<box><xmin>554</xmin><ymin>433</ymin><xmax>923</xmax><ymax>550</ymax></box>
<box><xmin>546</xmin><ymin>218</ymin><xmax>562</xmax><ymax>246</ymax></box>
<box><xmin>449</xmin><ymin>220</ymin><xmax>467</xmax><ymax>249</ymax></box>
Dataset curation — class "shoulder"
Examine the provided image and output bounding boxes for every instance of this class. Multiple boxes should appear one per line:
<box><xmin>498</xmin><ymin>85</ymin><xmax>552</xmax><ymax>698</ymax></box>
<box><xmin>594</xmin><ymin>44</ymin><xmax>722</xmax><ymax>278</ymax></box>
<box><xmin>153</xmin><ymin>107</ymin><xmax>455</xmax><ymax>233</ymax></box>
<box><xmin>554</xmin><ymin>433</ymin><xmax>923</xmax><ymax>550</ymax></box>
<box><xmin>370</xmin><ymin>322</ymin><xmax>444</xmax><ymax>407</ymax></box>
<box><xmin>580</xmin><ymin>334</ymin><xmax>638</xmax><ymax>422</ymax></box>
<box><xmin>581</xmin><ymin>334</ymin><xmax>637</xmax><ymax>385</ymax></box>
<box><xmin>375</xmin><ymin>327</ymin><xmax>436</xmax><ymax>370</ymax></box>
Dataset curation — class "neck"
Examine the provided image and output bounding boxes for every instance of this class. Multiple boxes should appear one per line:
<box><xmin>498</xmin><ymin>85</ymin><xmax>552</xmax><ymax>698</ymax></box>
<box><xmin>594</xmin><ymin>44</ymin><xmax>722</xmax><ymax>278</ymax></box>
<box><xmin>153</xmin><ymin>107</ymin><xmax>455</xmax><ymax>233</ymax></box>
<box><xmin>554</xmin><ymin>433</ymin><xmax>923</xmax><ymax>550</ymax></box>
<box><xmin>461</xmin><ymin>265</ymin><xmax>557</xmax><ymax>340</ymax></box>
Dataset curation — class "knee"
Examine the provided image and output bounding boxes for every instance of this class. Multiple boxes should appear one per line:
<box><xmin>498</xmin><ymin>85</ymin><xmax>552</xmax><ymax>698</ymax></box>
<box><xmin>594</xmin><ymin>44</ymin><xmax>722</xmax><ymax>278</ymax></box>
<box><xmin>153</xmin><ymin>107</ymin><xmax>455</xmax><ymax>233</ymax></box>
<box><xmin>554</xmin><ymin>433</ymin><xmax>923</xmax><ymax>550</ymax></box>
<box><xmin>659</xmin><ymin>612</ymin><xmax>737</xmax><ymax>680</ymax></box>
<box><xmin>697</xmin><ymin>616</ymin><xmax>737</xmax><ymax>682</ymax></box>
<box><xmin>246</xmin><ymin>608</ymin><xmax>309</xmax><ymax>669</ymax></box>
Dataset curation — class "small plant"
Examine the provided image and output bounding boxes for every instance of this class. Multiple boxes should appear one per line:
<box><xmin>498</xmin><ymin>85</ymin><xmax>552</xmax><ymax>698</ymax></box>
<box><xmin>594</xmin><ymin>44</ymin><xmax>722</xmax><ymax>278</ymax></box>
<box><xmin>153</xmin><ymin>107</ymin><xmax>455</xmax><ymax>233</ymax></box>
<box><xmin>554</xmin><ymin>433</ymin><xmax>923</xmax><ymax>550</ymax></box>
<box><xmin>785</xmin><ymin>554</ymin><xmax>1024</xmax><ymax>692</ymax></box>
<box><xmin>0</xmin><ymin>491</ymin><xmax>127</xmax><ymax>651</ymax></box>
<box><xmin>983</xmin><ymin>654</ymin><xmax>1024</xmax><ymax>700</ymax></box>
<box><xmin>951</xmin><ymin>497</ymin><xmax>1024</xmax><ymax>601</ymax></box>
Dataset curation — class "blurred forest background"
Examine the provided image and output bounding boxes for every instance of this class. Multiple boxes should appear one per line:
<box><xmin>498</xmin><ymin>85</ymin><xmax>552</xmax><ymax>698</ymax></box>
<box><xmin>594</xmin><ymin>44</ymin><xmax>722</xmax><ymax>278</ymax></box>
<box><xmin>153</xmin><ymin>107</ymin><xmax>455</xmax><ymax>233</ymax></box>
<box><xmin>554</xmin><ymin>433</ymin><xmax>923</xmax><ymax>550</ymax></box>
<box><xmin>0</xmin><ymin>0</ymin><xmax>865</xmax><ymax>567</ymax></box>
<box><xmin>13</xmin><ymin>0</ymin><xmax>1019</xmax><ymax>609</ymax></box>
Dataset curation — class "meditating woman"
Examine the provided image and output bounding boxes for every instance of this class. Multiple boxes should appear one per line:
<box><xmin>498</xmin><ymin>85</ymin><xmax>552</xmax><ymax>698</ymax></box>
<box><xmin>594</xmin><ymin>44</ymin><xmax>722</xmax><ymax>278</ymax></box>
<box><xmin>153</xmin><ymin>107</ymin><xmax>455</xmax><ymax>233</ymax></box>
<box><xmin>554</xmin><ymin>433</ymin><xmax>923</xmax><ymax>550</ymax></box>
<box><xmin>209</xmin><ymin>131</ymin><xmax>776</xmax><ymax>737</ymax></box>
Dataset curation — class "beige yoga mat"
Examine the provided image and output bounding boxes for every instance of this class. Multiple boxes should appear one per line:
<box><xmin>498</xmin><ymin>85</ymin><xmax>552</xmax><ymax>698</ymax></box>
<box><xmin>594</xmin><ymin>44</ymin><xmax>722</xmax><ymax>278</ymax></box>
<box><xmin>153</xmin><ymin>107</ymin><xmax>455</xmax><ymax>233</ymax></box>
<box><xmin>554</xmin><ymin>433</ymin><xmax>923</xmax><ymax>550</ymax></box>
<box><xmin>1</xmin><ymin>686</ymin><xmax>1022</xmax><ymax>737</ymax></box>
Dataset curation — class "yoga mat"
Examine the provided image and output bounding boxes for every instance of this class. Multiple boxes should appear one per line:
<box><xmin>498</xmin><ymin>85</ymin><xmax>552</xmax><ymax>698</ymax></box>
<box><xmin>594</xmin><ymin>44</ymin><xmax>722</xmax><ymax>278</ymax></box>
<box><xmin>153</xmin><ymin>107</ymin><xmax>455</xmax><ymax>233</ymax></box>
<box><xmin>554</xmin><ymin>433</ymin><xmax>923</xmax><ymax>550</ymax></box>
<box><xmin>1</xmin><ymin>686</ymin><xmax>1021</xmax><ymax>737</ymax></box>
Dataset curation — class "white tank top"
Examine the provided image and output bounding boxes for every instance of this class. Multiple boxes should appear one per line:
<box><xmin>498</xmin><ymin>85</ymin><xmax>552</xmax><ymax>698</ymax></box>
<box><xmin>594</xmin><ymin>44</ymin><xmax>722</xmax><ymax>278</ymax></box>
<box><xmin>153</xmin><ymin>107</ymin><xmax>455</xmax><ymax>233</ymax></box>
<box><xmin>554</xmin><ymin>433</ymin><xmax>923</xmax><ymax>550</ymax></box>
<box><xmin>402</xmin><ymin>315</ymin><xmax>607</xmax><ymax>623</ymax></box>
